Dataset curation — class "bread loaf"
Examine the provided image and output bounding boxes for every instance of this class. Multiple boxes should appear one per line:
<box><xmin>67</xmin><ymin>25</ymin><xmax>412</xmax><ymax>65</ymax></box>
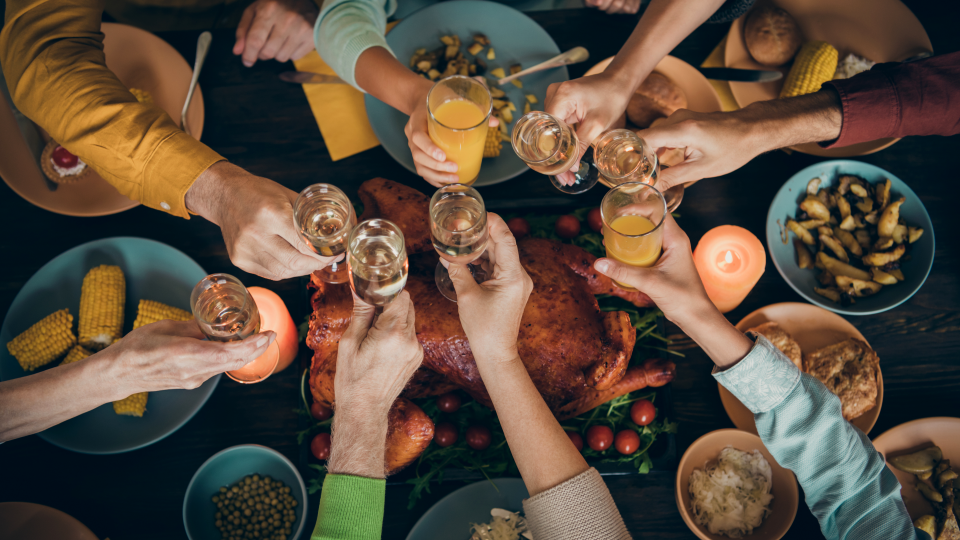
<box><xmin>744</xmin><ymin>5</ymin><xmax>802</xmax><ymax>67</ymax></box>
<box><xmin>626</xmin><ymin>72</ymin><xmax>687</xmax><ymax>128</ymax></box>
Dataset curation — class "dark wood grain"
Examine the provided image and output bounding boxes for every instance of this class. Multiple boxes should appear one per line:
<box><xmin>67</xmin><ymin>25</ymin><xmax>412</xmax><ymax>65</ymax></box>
<box><xmin>1</xmin><ymin>2</ymin><xmax>959</xmax><ymax>539</ymax></box>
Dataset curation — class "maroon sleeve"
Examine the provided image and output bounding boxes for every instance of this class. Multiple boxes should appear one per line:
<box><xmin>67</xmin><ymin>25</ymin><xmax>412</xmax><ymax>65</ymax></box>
<box><xmin>819</xmin><ymin>52</ymin><xmax>960</xmax><ymax>148</ymax></box>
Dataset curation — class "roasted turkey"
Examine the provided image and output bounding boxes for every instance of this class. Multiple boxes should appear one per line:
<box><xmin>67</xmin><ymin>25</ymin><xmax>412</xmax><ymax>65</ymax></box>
<box><xmin>307</xmin><ymin>178</ymin><xmax>675</xmax><ymax>472</ymax></box>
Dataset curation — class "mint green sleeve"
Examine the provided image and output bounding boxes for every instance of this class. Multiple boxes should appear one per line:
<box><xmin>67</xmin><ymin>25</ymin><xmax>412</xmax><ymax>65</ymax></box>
<box><xmin>310</xmin><ymin>474</ymin><xmax>385</xmax><ymax>540</ymax></box>
<box><xmin>313</xmin><ymin>0</ymin><xmax>398</xmax><ymax>90</ymax></box>
<box><xmin>713</xmin><ymin>334</ymin><xmax>920</xmax><ymax>540</ymax></box>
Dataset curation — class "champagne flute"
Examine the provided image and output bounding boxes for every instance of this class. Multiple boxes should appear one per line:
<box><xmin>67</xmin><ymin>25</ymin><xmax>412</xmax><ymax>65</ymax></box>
<box><xmin>427</xmin><ymin>75</ymin><xmax>492</xmax><ymax>185</ymax></box>
<box><xmin>190</xmin><ymin>273</ymin><xmax>280</xmax><ymax>384</ymax></box>
<box><xmin>601</xmin><ymin>182</ymin><xmax>667</xmax><ymax>291</ymax></box>
<box><xmin>294</xmin><ymin>183</ymin><xmax>356</xmax><ymax>284</ymax></box>
<box><xmin>511</xmin><ymin>111</ymin><xmax>598</xmax><ymax>194</ymax></box>
<box><xmin>593</xmin><ymin>129</ymin><xmax>683</xmax><ymax>212</ymax></box>
<box><xmin>346</xmin><ymin>219</ymin><xmax>409</xmax><ymax>307</ymax></box>
<box><xmin>430</xmin><ymin>184</ymin><xmax>489</xmax><ymax>302</ymax></box>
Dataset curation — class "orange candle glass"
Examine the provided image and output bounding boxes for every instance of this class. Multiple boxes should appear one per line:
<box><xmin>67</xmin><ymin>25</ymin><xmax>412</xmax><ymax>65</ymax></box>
<box><xmin>248</xmin><ymin>287</ymin><xmax>299</xmax><ymax>373</ymax></box>
<box><xmin>693</xmin><ymin>226</ymin><xmax>766</xmax><ymax>313</ymax></box>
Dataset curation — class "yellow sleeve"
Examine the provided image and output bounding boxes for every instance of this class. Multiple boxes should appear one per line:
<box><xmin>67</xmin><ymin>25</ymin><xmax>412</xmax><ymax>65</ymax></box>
<box><xmin>0</xmin><ymin>0</ymin><xmax>223</xmax><ymax>218</ymax></box>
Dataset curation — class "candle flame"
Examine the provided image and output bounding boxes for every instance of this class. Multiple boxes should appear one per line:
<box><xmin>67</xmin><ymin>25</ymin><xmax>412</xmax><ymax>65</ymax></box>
<box><xmin>724</xmin><ymin>250</ymin><xmax>733</xmax><ymax>264</ymax></box>
<box><xmin>716</xmin><ymin>249</ymin><xmax>742</xmax><ymax>273</ymax></box>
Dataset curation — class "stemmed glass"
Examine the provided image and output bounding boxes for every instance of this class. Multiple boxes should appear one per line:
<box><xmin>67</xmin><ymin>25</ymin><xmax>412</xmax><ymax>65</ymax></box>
<box><xmin>429</xmin><ymin>184</ymin><xmax>489</xmax><ymax>302</ymax></box>
<box><xmin>346</xmin><ymin>219</ymin><xmax>409</xmax><ymax>307</ymax></box>
<box><xmin>427</xmin><ymin>75</ymin><xmax>493</xmax><ymax>185</ymax></box>
<box><xmin>593</xmin><ymin>129</ymin><xmax>683</xmax><ymax>212</ymax></box>
<box><xmin>191</xmin><ymin>273</ymin><xmax>280</xmax><ymax>384</ymax></box>
<box><xmin>600</xmin><ymin>182</ymin><xmax>668</xmax><ymax>291</ymax></box>
<box><xmin>293</xmin><ymin>183</ymin><xmax>356</xmax><ymax>284</ymax></box>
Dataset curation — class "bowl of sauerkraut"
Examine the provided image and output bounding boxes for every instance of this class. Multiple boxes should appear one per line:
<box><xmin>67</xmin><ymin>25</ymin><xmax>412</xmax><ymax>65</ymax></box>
<box><xmin>676</xmin><ymin>430</ymin><xmax>799</xmax><ymax>540</ymax></box>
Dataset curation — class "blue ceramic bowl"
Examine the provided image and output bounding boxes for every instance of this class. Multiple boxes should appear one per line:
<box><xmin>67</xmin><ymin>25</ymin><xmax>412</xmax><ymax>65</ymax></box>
<box><xmin>184</xmin><ymin>445</ymin><xmax>308</xmax><ymax>540</ymax></box>
<box><xmin>365</xmin><ymin>0</ymin><xmax>568</xmax><ymax>187</ymax></box>
<box><xmin>766</xmin><ymin>160</ymin><xmax>935</xmax><ymax>316</ymax></box>
<box><xmin>405</xmin><ymin>478</ymin><xmax>529</xmax><ymax>540</ymax></box>
<box><xmin>0</xmin><ymin>237</ymin><xmax>216</xmax><ymax>453</ymax></box>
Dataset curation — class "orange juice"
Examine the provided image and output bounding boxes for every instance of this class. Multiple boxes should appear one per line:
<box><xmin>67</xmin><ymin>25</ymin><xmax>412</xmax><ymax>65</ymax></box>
<box><xmin>429</xmin><ymin>99</ymin><xmax>488</xmax><ymax>185</ymax></box>
<box><xmin>604</xmin><ymin>215</ymin><xmax>662</xmax><ymax>289</ymax></box>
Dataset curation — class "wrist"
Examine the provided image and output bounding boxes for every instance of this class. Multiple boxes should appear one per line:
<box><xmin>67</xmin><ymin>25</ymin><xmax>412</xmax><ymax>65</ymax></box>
<box><xmin>87</xmin><ymin>346</ymin><xmax>133</xmax><ymax>402</ymax></box>
<box><xmin>185</xmin><ymin>160</ymin><xmax>233</xmax><ymax>224</ymax></box>
<box><xmin>403</xmin><ymin>76</ymin><xmax>433</xmax><ymax>116</ymax></box>
<box><xmin>472</xmin><ymin>346</ymin><xmax>521</xmax><ymax>367</ymax></box>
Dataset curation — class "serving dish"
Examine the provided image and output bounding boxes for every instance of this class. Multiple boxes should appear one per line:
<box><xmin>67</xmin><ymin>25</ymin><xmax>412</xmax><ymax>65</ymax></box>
<box><xmin>364</xmin><ymin>0</ymin><xmax>568</xmax><ymax>187</ymax></box>
<box><xmin>0</xmin><ymin>502</ymin><xmax>99</xmax><ymax>540</ymax></box>
<box><xmin>404</xmin><ymin>478</ymin><xmax>529</xmax><ymax>540</ymax></box>
<box><xmin>766</xmin><ymin>160</ymin><xmax>934</xmax><ymax>315</ymax></box>
<box><xmin>724</xmin><ymin>0</ymin><xmax>932</xmax><ymax>157</ymax></box>
<box><xmin>0</xmin><ymin>237</ymin><xmax>216</xmax><ymax>454</ymax></box>
<box><xmin>676</xmin><ymin>429</ymin><xmax>799</xmax><ymax>540</ymax></box>
<box><xmin>720</xmin><ymin>302</ymin><xmax>883</xmax><ymax>435</ymax></box>
<box><xmin>0</xmin><ymin>22</ymin><xmax>204</xmax><ymax>217</ymax></box>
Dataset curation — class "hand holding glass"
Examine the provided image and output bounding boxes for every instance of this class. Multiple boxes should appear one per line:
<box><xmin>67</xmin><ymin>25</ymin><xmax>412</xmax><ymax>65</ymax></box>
<box><xmin>347</xmin><ymin>219</ymin><xmax>409</xmax><ymax>307</ymax></box>
<box><xmin>430</xmin><ymin>184</ymin><xmax>489</xmax><ymax>302</ymax></box>
<box><xmin>427</xmin><ymin>76</ymin><xmax>492</xmax><ymax>185</ymax></box>
<box><xmin>601</xmin><ymin>183</ymin><xmax>667</xmax><ymax>291</ymax></box>
<box><xmin>294</xmin><ymin>183</ymin><xmax>356</xmax><ymax>284</ymax></box>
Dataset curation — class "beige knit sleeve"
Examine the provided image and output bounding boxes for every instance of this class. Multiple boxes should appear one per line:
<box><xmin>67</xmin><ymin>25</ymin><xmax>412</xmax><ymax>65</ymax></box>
<box><xmin>521</xmin><ymin>468</ymin><xmax>632</xmax><ymax>540</ymax></box>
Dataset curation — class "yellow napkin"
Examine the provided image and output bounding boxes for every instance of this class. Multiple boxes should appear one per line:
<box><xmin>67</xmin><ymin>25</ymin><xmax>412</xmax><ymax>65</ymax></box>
<box><xmin>700</xmin><ymin>36</ymin><xmax>740</xmax><ymax>113</ymax></box>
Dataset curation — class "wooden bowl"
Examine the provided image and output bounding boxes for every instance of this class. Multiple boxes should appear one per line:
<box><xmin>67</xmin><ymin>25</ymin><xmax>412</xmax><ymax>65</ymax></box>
<box><xmin>719</xmin><ymin>302</ymin><xmax>883</xmax><ymax>435</ymax></box>
<box><xmin>0</xmin><ymin>22</ymin><xmax>204</xmax><ymax>217</ymax></box>
<box><xmin>677</xmin><ymin>429</ymin><xmax>799</xmax><ymax>540</ymax></box>
<box><xmin>724</xmin><ymin>0</ymin><xmax>932</xmax><ymax>157</ymax></box>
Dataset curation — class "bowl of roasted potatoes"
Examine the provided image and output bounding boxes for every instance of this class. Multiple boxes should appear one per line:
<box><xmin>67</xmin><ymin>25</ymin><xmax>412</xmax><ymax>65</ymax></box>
<box><xmin>766</xmin><ymin>160</ymin><xmax>934</xmax><ymax>316</ymax></box>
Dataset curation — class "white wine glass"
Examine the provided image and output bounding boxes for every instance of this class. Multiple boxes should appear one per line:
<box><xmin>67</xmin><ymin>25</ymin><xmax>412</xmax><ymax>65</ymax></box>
<box><xmin>346</xmin><ymin>219</ymin><xmax>409</xmax><ymax>307</ymax></box>
<box><xmin>293</xmin><ymin>183</ymin><xmax>356</xmax><ymax>284</ymax></box>
<box><xmin>430</xmin><ymin>184</ymin><xmax>489</xmax><ymax>302</ymax></box>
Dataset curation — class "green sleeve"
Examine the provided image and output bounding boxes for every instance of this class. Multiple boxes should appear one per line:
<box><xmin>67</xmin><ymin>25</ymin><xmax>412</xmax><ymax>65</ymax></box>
<box><xmin>310</xmin><ymin>474</ymin><xmax>386</xmax><ymax>540</ymax></box>
<box><xmin>312</xmin><ymin>0</ymin><xmax>398</xmax><ymax>90</ymax></box>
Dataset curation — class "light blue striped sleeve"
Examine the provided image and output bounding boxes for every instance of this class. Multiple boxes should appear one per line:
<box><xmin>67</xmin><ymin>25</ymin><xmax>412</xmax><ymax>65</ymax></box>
<box><xmin>713</xmin><ymin>334</ymin><xmax>919</xmax><ymax>540</ymax></box>
<box><xmin>313</xmin><ymin>0</ymin><xmax>398</xmax><ymax>90</ymax></box>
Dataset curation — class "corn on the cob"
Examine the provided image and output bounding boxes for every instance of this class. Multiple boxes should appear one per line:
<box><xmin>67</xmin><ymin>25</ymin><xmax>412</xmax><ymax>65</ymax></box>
<box><xmin>780</xmin><ymin>41</ymin><xmax>839</xmax><ymax>99</ymax></box>
<box><xmin>7</xmin><ymin>309</ymin><xmax>76</xmax><ymax>371</ymax></box>
<box><xmin>78</xmin><ymin>265</ymin><xmax>125</xmax><ymax>350</ymax></box>
<box><xmin>113</xmin><ymin>392</ymin><xmax>148</xmax><ymax>417</ymax></box>
<box><xmin>132</xmin><ymin>299</ymin><xmax>192</xmax><ymax>330</ymax></box>
<box><xmin>483</xmin><ymin>126</ymin><xmax>502</xmax><ymax>158</ymax></box>
<box><xmin>60</xmin><ymin>344</ymin><xmax>93</xmax><ymax>366</ymax></box>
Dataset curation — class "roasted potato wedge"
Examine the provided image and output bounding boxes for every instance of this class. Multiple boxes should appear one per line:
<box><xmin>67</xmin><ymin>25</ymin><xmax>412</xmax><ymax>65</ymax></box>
<box><xmin>836</xmin><ymin>275</ymin><xmax>882</xmax><ymax>297</ymax></box>
<box><xmin>800</xmin><ymin>197</ymin><xmax>831</xmax><ymax>222</ymax></box>
<box><xmin>817</xmin><ymin>226</ymin><xmax>834</xmax><ymax>238</ymax></box>
<box><xmin>864</xmin><ymin>210</ymin><xmax>879</xmax><ymax>225</ymax></box>
<box><xmin>876</xmin><ymin>178</ymin><xmax>891</xmax><ymax>208</ymax></box>
<box><xmin>890</xmin><ymin>269</ymin><xmax>905</xmax><ymax>281</ymax></box>
<box><xmin>807</xmin><ymin>177</ymin><xmax>821</xmax><ymax>195</ymax></box>
<box><xmin>787</xmin><ymin>219</ymin><xmax>815</xmax><ymax>245</ymax></box>
<box><xmin>918</xmin><ymin>482</ymin><xmax>943</xmax><ymax>503</ymax></box>
<box><xmin>815</xmin><ymin>287</ymin><xmax>842</xmax><ymax>303</ymax></box>
<box><xmin>821</xmin><ymin>234</ymin><xmax>849</xmax><ymax>262</ymax></box>
<box><xmin>818</xmin><ymin>269</ymin><xmax>836</xmax><ymax>286</ymax></box>
<box><xmin>833</xmin><ymin>228</ymin><xmax>863</xmax><ymax>257</ymax></box>
<box><xmin>855</xmin><ymin>229</ymin><xmax>872</xmax><ymax>249</ymax></box>
<box><xmin>818</xmin><ymin>252</ymin><xmax>871</xmax><ymax>281</ymax></box>
<box><xmin>795</xmin><ymin>239</ymin><xmax>814</xmax><ymax>269</ymax></box>
<box><xmin>918</xmin><ymin>469</ymin><xmax>933</xmax><ymax>481</ymax></box>
<box><xmin>799</xmin><ymin>219</ymin><xmax>826</xmax><ymax>229</ymax></box>
<box><xmin>892</xmin><ymin>224</ymin><xmax>908</xmax><ymax>244</ymax></box>
<box><xmin>939</xmin><ymin>470</ymin><xmax>958</xmax><ymax>487</ymax></box>
<box><xmin>816</xmin><ymin>189</ymin><xmax>833</xmax><ymax>209</ymax></box>
<box><xmin>879</xmin><ymin>197</ymin><xmax>905</xmax><ymax>237</ymax></box>
<box><xmin>909</xmin><ymin>226</ymin><xmax>924</xmax><ymax>244</ymax></box>
<box><xmin>839</xmin><ymin>215</ymin><xmax>856</xmax><ymax>231</ymax></box>
<box><xmin>873</xmin><ymin>237</ymin><xmax>894</xmax><ymax>251</ymax></box>
<box><xmin>862</xmin><ymin>244</ymin><xmax>906</xmax><ymax>267</ymax></box>
<box><xmin>850</xmin><ymin>183</ymin><xmax>868</xmax><ymax>198</ymax></box>
<box><xmin>890</xmin><ymin>447</ymin><xmax>942</xmax><ymax>474</ymax></box>
<box><xmin>871</xmin><ymin>267</ymin><xmax>898</xmax><ymax>285</ymax></box>
<box><xmin>837</xmin><ymin>195</ymin><xmax>852</xmax><ymax>219</ymax></box>
<box><xmin>914</xmin><ymin>516</ymin><xmax>936</xmax><ymax>538</ymax></box>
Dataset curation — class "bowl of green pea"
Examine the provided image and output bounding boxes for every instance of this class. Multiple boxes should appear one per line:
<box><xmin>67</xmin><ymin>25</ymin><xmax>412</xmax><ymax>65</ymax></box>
<box><xmin>183</xmin><ymin>444</ymin><xmax>307</xmax><ymax>540</ymax></box>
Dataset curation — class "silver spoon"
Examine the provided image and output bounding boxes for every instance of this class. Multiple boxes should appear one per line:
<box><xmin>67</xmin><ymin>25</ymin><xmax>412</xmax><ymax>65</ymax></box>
<box><xmin>496</xmin><ymin>47</ymin><xmax>589</xmax><ymax>86</ymax></box>
<box><xmin>181</xmin><ymin>31</ymin><xmax>212</xmax><ymax>137</ymax></box>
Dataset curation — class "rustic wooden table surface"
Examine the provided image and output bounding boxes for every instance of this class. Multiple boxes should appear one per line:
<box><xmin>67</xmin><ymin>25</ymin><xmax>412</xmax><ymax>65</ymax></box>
<box><xmin>1</xmin><ymin>2</ymin><xmax>958</xmax><ymax>538</ymax></box>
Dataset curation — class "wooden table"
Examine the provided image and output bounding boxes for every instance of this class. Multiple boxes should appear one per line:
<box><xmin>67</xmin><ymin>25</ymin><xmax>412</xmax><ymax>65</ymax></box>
<box><xmin>1</xmin><ymin>3</ymin><xmax>958</xmax><ymax>538</ymax></box>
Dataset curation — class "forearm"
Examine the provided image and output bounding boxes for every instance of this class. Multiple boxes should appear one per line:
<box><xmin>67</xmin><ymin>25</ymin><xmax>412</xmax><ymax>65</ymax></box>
<box><xmin>673</xmin><ymin>303</ymin><xmax>754</xmax><ymax>370</ymax></box>
<box><xmin>313</xmin><ymin>0</ymin><xmax>393</xmax><ymax>89</ymax></box>
<box><xmin>473</xmin><ymin>353</ymin><xmax>588</xmax><ymax>496</ymax></box>
<box><xmin>326</xmin><ymin>400</ymin><xmax>389</xmax><ymax>478</ymax></box>
<box><xmin>735</xmin><ymin>89</ymin><xmax>843</xmax><ymax>152</ymax></box>
<box><xmin>354</xmin><ymin>47</ymin><xmax>433</xmax><ymax>115</ymax></box>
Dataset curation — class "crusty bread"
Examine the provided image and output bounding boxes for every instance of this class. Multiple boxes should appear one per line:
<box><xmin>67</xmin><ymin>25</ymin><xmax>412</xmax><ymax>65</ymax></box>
<box><xmin>805</xmin><ymin>338</ymin><xmax>879</xmax><ymax>420</ymax></box>
<box><xmin>749</xmin><ymin>321</ymin><xmax>803</xmax><ymax>370</ymax></box>
<box><xmin>626</xmin><ymin>72</ymin><xmax>687</xmax><ymax>128</ymax></box>
<box><xmin>744</xmin><ymin>5</ymin><xmax>802</xmax><ymax>67</ymax></box>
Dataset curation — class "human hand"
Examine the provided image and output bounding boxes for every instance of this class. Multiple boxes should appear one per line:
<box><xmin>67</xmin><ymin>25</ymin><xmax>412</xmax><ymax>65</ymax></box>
<box><xmin>186</xmin><ymin>161</ymin><xmax>339</xmax><ymax>280</ymax></box>
<box><xmin>445</xmin><ymin>213</ymin><xmax>533</xmax><ymax>363</ymax></box>
<box><xmin>585</xmin><ymin>0</ymin><xmax>641</xmax><ymax>15</ymax></box>
<box><xmin>106</xmin><ymin>319</ymin><xmax>276</xmax><ymax>397</ymax></box>
<box><xmin>233</xmin><ymin>0</ymin><xmax>318</xmax><ymax>67</ymax></box>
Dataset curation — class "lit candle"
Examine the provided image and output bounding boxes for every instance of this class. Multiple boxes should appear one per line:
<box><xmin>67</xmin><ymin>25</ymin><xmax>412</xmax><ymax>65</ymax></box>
<box><xmin>693</xmin><ymin>226</ymin><xmax>766</xmax><ymax>313</ymax></box>
<box><xmin>248</xmin><ymin>287</ymin><xmax>299</xmax><ymax>373</ymax></box>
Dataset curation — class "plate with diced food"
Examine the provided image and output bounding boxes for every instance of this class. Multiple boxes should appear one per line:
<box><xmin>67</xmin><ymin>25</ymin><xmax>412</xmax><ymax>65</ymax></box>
<box><xmin>767</xmin><ymin>160</ymin><xmax>934</xmax><ymax>315</ymax></box>
<box><xmin>724</xmin><ymin>0</ymin><xmax>932</xmax><ymax>157</ymax></box>
<box><xmin>405</xmin><ymin>478</ymin><xmax>529</xmax><ymax>540</ymax></box>
<box><xmin>0</xmin><ymin>237</ymin><xmax>215</xmax><ymax>454</ymax></box>
<box><xmin>364</xmin><ymin>0</ymin><xmax>568</xmax><ymax>186</ymax></box>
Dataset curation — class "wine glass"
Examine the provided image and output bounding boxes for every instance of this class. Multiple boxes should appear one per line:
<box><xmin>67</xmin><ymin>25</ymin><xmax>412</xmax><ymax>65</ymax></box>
<box><xmin>190</xmin><ymin>273</ymin><xmax>280</xmax><ymax>384</ymax></box>
<box><xmin>429</xmin><ymin>184</ymin><xmax>489</xmax><ymax>302</ymax></box>
<box><xmin>593</xmin><ymin>129</ymin><xmax>683</xmax><ymax>212</ymax></box>
<box><xmin>511</xmin><ymin>111</ymin><xmax>598</xmax><ymax>194</ymax></box>
<box><xmin>346</xmin><ymin>219</ymin><xmax>409</xmax><ymax>307</ymax></box>
<box><xmin>293</xmin><ymin>183</ymin><xmax>356</xmax><ymax>284</ymax></box>
<box><xmin>600</xmin><ymin>182</ymin><xmax>668</xmax><ymax>291</ymax></box>
<box><xmin>427</xmin><ymin>75</ymin><xmax>493</xmax><ymax>185</ymax></box>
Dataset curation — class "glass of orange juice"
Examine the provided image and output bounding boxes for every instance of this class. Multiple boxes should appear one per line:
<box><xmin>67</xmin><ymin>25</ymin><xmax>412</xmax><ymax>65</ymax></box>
<box><xmin>601</xmin><ymin>182</ymin><xmax>667</xmax><ymax>291</ymax></box>
<box><xmin>427</xmin><ymin>76</ymin><xmax>492</xmax><ymax>185</ymax></box>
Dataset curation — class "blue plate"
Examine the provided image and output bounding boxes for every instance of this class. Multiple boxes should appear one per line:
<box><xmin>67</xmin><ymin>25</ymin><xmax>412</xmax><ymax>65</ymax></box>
<box><xmin>0</xmin><ymin>237</ymin><xmax>217</xmax><ymax>453</ymax></box>
<box><xmin>406</xmin><ymin>478</ymin><xmax>529</xmax><ymax>540</ymax></box>
<box><xmin>766</xmin><ymin>160</ymin><xmax>935</xmax><ymax>316</ymax></box>
<box><xmin>183</xmin><ymin>445</ymin><xmax>307</xmax><ymax>540</ymax></box>
<box><xmin>365</xmin><ymin>0</ymin><xmax>569</xmax><ymax>187</ymax></box>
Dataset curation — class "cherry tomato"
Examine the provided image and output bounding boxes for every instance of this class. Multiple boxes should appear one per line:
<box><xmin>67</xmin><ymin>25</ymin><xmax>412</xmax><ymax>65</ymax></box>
<box><xmin>567</xmin><ymin>431</ymin><xmax>584</xmax><ymax>452</ymax></box>
<box><xmin>310</xmin><ymin>401</ymin><xmax>333</xmax><ymax>421</ymax></box>
<box><xmin>465</xmin><ymin>425</ymin><xmax>492</xmax><ymax>450</ymax></box>
<box><xmin>434</xmin><ymin>421</ymin><xmax>459</xmax><ymax>447</ymax></box>
<box><xmin>507</xmin><ymin>217</ymin><xmax>531</xmax><ymax>239</ymax></box>
<box><xmin>310</xmin><ymin>433</ymin><xmax>331</xmax><ymax>461</ymax></box>
<box><xmin>52</xmin><ymin>146</ymin><xmax>79</xmax><ymax>168</ymax></box>
<box><xmin>436</xmin><ymin>392</ymin><xmax>462</xmax><ymax>413</ymax></box>
<box><xmin>587</xmin><ymin>208</ymin><xmax>603</xmax><ymax>233</ymax></box>
<box><xmin>614</xmin><ymin>429</ymin><xmax>641</xmax><ymax>455</ymax></box>
<box><xmin>630</xmin><ymin>399</ymin><xmax>656</xmax><ymax>426</ymax></box>
<box><xmin>555</xmin><ymin>215</ymin><xmax>581</xmax><ymax>239</ymax></box>
<box><xmin>585</xmin><ymin>425</ymin><xmax>614</xmax><ymax>452</ymax></box>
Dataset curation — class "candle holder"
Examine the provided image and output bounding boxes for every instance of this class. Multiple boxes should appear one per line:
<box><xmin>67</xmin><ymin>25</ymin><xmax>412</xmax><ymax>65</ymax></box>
<box><xmin>600</xmin><ymin>182</ymin><xmax>668</xmax><ymax>291</ymax></box>
<box><xmin>693</xmin><ymin>226</ymin><xmax>766</xmax><ymax>313</ymax></box>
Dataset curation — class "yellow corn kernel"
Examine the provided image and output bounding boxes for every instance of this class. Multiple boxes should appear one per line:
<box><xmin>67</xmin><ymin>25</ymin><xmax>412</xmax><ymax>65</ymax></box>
<box><xmin>78</xmin><ymin>265</ymin><xmax>125</xmax><ymax>350</ymax></box>
<box><xmin>132</xmin><ymin>299</ymin><xmax>193</xmax><ymax>330</ymax></box>
<box><xmin>483</xmin><ymin>126</ymin><xmax>501</xmax><ymax>158</ymax></box>
<box><xmin>61</xmin><ymin>344</ymin><xmax>93</xmax><ymax>366</ymax></box>
<box><xmin>780</xmin><ymin>41</ymin><xmax>839</xmax><ymax>99</ymax></box>
<box><xmin>128</xmin><ymin>88</ymin><xmax>153</xmax><ymax>105</ymax></box>
<box><xmin>113</xmin><ymin>392</ymin><xmax>148</xmax><ymax>417</ymax></box>
<box><xmin>7</xmin><ymin>309</ymin><xmax>76</xmax><ymax>371</ymax></box>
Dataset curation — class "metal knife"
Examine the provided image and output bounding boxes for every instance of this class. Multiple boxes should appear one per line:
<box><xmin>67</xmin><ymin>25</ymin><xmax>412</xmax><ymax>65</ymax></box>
<box><xmin>279</xmin><ymin>71</ymin><xmax>348</xmax><ymax>85</ymax></box>
<box><xmin>697</xmin><ymin>67</ymin><xmax>783</xmax><ymax>82</ymax></box>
